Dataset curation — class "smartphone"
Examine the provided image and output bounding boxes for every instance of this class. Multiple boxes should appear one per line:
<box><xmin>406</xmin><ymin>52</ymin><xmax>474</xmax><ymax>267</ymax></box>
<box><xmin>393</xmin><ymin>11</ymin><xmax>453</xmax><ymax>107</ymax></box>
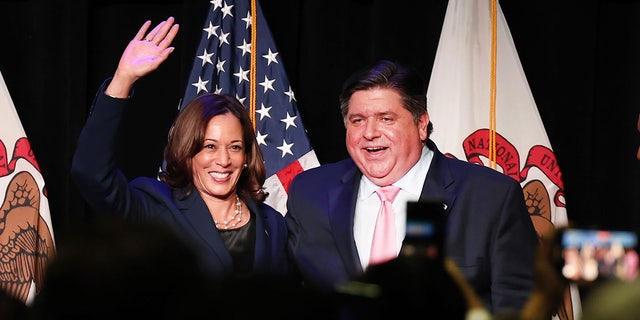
<box><xmin>401</xmin><ymin>199</ymin><xmax>446</xmax><ymax>261</ymax></box>
<box><xmin>558</xmin><ymin>228</ymin><xmax>639</xmax><ymax>283</ymax></box>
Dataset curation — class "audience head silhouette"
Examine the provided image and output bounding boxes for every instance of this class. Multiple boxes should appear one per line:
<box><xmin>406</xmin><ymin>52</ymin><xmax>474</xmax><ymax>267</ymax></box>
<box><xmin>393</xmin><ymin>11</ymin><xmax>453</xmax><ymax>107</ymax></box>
<box><xmin>31</xmin><ymin>217</ymin><xmax>212</xmax><ymax>319</ymax></box>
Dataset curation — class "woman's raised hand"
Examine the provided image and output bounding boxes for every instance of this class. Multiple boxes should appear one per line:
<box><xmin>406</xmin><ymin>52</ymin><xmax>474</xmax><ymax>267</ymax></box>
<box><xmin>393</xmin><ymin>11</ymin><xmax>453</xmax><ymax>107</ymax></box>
<box><xmin>106</xmin><ymin>17</ymin><xmax>180</xmax><ymax>98</ymax></box>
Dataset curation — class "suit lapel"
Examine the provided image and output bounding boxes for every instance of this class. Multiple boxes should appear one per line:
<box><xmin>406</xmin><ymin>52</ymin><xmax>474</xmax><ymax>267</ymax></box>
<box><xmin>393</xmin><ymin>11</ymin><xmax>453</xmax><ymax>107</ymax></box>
<box><xmin>328</xmin><ymin>164</ymin><xmax>364</xmax><ymax>275</ymax></box>
<box><xmin>177</xmin><ymin>189</ymin><xmax>233</xmax><ymax>271</ymax></box>
<box><xmin>245</xmin><ymin>200</ymin><xmax>269</xmax><ymax>271</ymax></box>
<box><xmin>420</xmin><ymin>141</ymin><xmax>463</xmax><ymax>252</ymax></box>
<box><xmin>421</xmin><ymin>140</ymin><xmax>458</xmax><ymax>210</ymax></box>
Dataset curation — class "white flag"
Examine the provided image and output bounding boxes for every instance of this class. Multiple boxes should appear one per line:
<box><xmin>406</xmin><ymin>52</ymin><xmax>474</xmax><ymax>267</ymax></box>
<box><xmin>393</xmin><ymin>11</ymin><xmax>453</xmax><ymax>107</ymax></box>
<box><xmin>0</xmin><ymin>71</ymin><xmax>56</xmax><ymax>305</ymax></box>
<box><xmin>426</xmin><ymin>0</ymin><xmax>578</xmax><ymax>319</ymax></box>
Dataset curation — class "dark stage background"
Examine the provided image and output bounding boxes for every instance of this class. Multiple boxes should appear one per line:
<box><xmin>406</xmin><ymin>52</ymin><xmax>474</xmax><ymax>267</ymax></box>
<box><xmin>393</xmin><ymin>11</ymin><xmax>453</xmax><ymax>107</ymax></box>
<box><xmin>1</xmin><ymin>0</ymin><xmax>639</xmax><ymax>244</ymax></box>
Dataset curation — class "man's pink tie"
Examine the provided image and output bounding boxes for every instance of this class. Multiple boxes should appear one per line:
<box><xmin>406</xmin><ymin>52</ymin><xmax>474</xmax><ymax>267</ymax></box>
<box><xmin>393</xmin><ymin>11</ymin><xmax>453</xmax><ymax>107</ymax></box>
<box><xmin>369</xmin><ymin>185</ymin><xmax>401</xmax><ymax>266</ymax></box>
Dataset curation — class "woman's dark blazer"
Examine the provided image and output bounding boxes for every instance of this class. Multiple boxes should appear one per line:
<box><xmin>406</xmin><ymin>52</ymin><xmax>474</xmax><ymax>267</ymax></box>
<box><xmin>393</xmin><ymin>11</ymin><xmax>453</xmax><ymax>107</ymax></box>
<box><xmin>71</xmin><ymin>86</ymin><xmax>289</xmax><ymax>281</ymax></box>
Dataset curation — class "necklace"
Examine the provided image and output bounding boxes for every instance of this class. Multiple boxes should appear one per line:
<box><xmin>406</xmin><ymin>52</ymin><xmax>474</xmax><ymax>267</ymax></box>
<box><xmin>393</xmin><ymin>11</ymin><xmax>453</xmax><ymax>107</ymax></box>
<box><xmin>214</xmin><ymin>194</ymin><xmax>243</xmax><ymax>230</ymax></box>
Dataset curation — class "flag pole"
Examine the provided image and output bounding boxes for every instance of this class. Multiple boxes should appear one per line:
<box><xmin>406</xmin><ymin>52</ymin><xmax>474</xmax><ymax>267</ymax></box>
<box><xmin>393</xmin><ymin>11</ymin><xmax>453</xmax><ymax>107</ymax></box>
<box><xmin>489</xmin><ymin>0</ymin><xmax>497</xmax><ymax>169</ymax></box>
<box><xmin>249</xmin><ymin>0</ymin><xmax>258</xmax><ymax>130</ymax></box>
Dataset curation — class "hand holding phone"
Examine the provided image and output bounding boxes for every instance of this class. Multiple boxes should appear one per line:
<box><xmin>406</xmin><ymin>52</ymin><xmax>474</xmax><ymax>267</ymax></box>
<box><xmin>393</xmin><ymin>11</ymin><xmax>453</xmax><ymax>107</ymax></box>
<box><xmin>401</xmin><ymin>200</ymin><xmax>446</xmax><ymax>261</ymax></box>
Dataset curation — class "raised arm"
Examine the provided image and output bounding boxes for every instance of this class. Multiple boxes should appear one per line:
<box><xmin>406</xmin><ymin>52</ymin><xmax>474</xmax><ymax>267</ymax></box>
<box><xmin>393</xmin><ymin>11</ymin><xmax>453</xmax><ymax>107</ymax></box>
<box><xmin>106</xmin><ymin>17</ymin><xmax>179</xmax><ymax>98</ymax></box>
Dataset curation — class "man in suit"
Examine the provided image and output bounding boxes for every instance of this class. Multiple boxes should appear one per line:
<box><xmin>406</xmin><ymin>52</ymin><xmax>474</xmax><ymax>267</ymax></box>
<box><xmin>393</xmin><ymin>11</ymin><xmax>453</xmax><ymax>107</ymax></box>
<box><xmin>285</xmin><ymin>60</ymin><xmax>538</xmax><ymax>315</ymax></box>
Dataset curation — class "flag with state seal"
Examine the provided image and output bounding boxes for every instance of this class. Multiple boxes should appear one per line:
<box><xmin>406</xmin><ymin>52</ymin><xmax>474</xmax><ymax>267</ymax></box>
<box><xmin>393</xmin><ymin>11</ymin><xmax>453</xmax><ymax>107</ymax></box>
<box><xmin>426</xmin><ymin>0</ymin><xmax>578</xmax><ymax>318</ymax></box>
<box><xmin>0</xmin><ymin>70</ymin><xmax>56</xmax><ymax>305</ymax></box>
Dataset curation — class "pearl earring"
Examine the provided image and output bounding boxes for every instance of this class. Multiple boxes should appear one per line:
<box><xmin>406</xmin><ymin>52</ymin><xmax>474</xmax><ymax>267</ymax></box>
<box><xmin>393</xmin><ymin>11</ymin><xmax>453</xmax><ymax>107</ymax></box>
<box><xmin>243</xmin><ymin>163</ymin><xmax>248</xmax><ymax>168</ymax></box>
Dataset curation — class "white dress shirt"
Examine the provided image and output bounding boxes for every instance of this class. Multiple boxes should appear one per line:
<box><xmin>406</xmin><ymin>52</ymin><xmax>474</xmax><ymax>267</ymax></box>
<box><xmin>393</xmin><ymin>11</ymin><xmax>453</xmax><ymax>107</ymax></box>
<box><xmin>354</xmin><ymin>145</ymin><xmax>433</xmax><ymax>270</ymax></box>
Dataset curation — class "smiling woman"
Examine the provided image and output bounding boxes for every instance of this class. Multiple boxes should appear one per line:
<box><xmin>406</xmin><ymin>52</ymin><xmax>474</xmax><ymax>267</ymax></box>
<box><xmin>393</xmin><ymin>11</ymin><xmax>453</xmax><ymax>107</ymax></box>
<box><xmin>69</xmin><ymin>17</ymin><xmax>291</xmax><ymax>284</ymax></box>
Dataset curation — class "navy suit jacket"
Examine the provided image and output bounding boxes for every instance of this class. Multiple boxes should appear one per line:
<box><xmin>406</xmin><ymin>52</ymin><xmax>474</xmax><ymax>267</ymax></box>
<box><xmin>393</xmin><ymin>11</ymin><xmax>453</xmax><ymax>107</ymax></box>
<box><xmin>71</xmin><ymin>85</ymin><xmax>289</xmax><ymax>282</ymax></box>
<box><xmin>286</xmin><ymin>140</ymin><xmax>537</xmax><ymax>314</ymax></box>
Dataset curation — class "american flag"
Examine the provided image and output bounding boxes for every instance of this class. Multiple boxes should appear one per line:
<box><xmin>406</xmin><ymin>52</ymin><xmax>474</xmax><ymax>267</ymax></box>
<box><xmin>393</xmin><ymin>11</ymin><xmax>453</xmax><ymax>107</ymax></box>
<box><xmin>182</xmin><ymin>0</ymin><xmax>319</xmax><ymax>215</ymax></box>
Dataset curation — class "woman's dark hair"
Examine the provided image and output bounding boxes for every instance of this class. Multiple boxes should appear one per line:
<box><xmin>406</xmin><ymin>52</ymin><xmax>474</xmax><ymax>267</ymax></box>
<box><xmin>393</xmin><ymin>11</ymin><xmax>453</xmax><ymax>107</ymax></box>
<box><xmin>158</xmin><ymin>93</ymin><xmax>267</xmax><ymax>201</ymax></box>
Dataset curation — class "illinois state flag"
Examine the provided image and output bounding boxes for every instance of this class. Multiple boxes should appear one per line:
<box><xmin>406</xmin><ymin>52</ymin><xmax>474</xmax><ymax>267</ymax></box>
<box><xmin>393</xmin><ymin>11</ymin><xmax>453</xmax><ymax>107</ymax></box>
<box><xmin>426</xmin><ymin>0</ymin><xmax>578</xmax><ymax>319</ymax></box>
<box><xmin>182</xmin><ymin>0</ymin><xmax>319</xmax><ymax>215</ymax></box>
<box><xmin>0</xmin><ymin>71</ymin><xmax>56</xmax><ymax>305</ymax></box>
